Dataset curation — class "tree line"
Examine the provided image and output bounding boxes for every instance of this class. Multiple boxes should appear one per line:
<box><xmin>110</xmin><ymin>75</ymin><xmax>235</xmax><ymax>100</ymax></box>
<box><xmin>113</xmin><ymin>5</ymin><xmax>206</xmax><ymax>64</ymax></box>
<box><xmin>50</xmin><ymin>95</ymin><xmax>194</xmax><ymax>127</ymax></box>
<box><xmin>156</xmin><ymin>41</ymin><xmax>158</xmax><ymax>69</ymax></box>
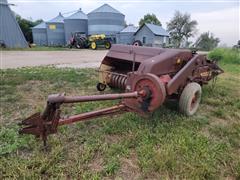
<box><xmin>139</xmin><ymin>11</ymin><xmax>220</xmax><ymax>51</ymax></box>
<box><xmin>16</xmin><ymin>11</ymin><xmax>220</xmax><ymax>51</ymax></box>
<box><xmin>15</xmin><ymin>15</ymin><xmax>43</xmax><ymax>44</ymax></box>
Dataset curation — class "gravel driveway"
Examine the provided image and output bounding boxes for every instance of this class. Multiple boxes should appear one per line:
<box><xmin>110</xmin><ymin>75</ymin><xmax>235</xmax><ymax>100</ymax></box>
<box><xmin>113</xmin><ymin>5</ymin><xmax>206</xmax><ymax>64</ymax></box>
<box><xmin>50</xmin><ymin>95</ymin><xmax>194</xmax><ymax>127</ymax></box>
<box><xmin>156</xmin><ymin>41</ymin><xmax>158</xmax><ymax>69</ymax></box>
<box><xmin>0</xmin><ymin>50</ymin><xmax>108</xmax><ymax>69</ymax></box>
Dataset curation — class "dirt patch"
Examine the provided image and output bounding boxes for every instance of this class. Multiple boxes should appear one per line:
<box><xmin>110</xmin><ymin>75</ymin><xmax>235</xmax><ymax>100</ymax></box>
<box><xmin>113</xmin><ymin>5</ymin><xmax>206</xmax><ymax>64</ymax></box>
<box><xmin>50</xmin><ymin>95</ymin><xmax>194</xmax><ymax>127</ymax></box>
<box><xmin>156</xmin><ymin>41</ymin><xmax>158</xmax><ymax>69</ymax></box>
<box><xmin>105</xmin><ymin>134</ymin><xmax>123</xmax><ymax>144</ymax></box>
<box><xmin>210</xmin><ymin>117</ymin><xmax>229</xmax><ymax>126</ymax></box>
<box><xmin>116</xmin><ymin>152</ymin><xmax>141</xmax><ymax>179</ymax></box>
<box><xmin>88</xmin><ymin>155</ymin><xmax>104</xmax><ymax>172</ymax></box>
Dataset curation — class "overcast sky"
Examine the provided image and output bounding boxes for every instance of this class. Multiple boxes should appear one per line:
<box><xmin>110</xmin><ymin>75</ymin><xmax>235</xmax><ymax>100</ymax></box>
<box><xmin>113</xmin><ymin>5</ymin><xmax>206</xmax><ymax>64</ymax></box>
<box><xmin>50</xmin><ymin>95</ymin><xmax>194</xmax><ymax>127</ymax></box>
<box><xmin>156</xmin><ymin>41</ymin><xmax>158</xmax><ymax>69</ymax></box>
<box><xmin>9</xmin><ymin>0</ymin><xmax>240</xmax><ymax>46</ymax></box>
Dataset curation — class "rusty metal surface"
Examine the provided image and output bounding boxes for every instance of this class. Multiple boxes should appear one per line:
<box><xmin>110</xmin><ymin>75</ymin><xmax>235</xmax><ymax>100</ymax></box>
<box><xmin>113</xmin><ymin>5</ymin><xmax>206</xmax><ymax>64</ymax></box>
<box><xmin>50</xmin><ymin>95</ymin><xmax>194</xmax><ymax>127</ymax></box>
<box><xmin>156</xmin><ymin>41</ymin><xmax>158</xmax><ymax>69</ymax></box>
<box><xmin>58</xmin><ymin>104</ymin><xmax>126</xmax><ymax>126</ymax></box>
<box><xmin>48</xmin><ymin>91</ymin><xmax>139</xmax><ymax>104</ymax></box>
<box><xmin>137</xmin><ymin>50</ymin><xmax>192</xmax><ymax>75</ymax></box>
<box><xmin>99</xmin><ymin>45</ymin><xmax>192</xmax><ymax>89</ymax></box>
<box><xmin>124</xmin><ymin>73</ymin><xmax>166</xmax><ymax>112</ymax></box>
<box><xmin>19</xmin><ymin>84</ymin><xmax>152</xmax><ymax>145</ymax></box>
<box><xmin>109</xmin><ymin>73</ymin><xmax>127</xmax><ymax>89</ymax></box>
<box><xmin>99</xmin><ymin>45</ymin><xmax>223</xmax><ymax>93</ymax></box>
<box><xmin>167</xmin><ymin>54</ymin><xmax>223</xmax><ymax>95</ymax></box>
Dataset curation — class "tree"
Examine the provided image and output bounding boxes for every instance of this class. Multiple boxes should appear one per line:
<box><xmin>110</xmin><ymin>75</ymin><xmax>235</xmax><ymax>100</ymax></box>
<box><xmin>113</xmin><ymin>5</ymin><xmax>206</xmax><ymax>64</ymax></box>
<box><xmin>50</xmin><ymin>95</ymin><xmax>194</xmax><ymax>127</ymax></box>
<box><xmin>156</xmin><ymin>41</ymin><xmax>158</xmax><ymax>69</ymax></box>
<box><xmin>167</xmin><ymin>11</ymin><xmax>197</xmax><ymax>48</ymax></box>
<box><xmin>16</xmin><ymin>15</ymin><xmax>43</xmax><ymax>43</ymax></box>
<box><xmin>123</xmin><ymin>20</ymin><xmax>128</xmax><ymax>27</ymax></box>
<box><xmin>139</xmin><ymin>13</ymin><xmax>161</xmax><ymax>27</ymax></box>
<box><xmin>195</xmin><ymin>32</ymin><xmax>220</xmax><ymax>51</ymax></box>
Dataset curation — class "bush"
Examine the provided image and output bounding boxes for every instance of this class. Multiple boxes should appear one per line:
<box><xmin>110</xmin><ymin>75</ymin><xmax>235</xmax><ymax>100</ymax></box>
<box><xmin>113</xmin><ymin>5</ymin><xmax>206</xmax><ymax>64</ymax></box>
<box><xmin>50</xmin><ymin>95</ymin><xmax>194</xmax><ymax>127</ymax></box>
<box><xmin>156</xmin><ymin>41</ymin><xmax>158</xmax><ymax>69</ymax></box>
<box><xmin>208</xmin><ymin>48</ymin><xmax>240</xmax><ymax>64</ymax></box>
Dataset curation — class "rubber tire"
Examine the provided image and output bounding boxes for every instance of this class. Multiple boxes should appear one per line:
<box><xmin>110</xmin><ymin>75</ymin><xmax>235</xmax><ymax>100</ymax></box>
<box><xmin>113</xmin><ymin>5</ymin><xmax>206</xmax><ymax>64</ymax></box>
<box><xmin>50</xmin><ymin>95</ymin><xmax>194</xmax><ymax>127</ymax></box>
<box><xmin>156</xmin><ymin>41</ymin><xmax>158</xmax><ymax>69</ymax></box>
<box><xmin>105</xmin><ymin>41</ymin><xmax>111</xmax><ymax>49</ymax></box>
<box><xmin>96</xmin><ymin>83</ymin><xmax>106</xmax><ymax>91</ymax></box>
<box><xmin>132</xmin><ymin>40</ymin><xmax>142</xmax><ymax>46</ymax></box>
<box><xmin>179</xmin><ymin>82</ymin><xmax>202</xmax><ymax>116</ymax></box>
<box><xmin>75</xmin><ymin>42</ymin><xmax>81</xmax><ymax>49</ymax></box>
<box><xmin>91</xmin><ymin>42</ymin><xmax>97</xmax><ymax>50</ymax></box>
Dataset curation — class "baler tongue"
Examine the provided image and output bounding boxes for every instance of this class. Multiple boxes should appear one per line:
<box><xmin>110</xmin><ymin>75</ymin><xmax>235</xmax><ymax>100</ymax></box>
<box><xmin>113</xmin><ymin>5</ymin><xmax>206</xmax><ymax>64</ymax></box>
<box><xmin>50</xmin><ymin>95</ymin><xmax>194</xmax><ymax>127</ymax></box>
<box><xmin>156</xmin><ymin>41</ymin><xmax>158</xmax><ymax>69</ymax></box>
<box><xmin>18</xmin><ymin>73</ymin><xmax>167</xmax><ymax>147</ymax></box>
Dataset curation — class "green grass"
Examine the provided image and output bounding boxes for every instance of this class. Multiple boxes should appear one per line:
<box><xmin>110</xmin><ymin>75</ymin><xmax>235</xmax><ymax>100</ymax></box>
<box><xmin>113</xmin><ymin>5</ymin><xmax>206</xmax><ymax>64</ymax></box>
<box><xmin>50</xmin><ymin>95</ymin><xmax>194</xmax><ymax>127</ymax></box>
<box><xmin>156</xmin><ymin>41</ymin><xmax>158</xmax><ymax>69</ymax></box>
<box><xmin>0</xmin><ymin>62</ymin><xmax>240</xmax><ymax>179</ymax></box>
<box><xmin>208</xmin><ymin>48</ymin><xmax>240</xmax><ymax>65</ymax></box>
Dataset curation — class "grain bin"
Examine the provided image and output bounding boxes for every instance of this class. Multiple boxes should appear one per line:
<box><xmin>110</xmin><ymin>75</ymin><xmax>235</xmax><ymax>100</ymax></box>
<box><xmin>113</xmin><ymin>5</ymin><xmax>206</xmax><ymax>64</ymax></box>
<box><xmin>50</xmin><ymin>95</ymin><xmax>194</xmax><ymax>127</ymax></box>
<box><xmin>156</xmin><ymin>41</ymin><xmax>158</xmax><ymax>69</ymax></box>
<box><xmin>64</xmin><ymin>8</ymin><xmax>88</xmax><ymax>44</ymax></box>
<box><xmin>88</xmin><ymin>3</ymin><xmax>125</xmax><ymax>41</ymax></box>
<box><xmin>46</xmin><ymin>12</ymin><xmax>65</xmax><ymax>46</ymax></box>
<box><xmin>116</xmin><ymin>24</ymin><xmax>138</xmax><ymax>45</ymax></box>
<box><xmin>32</xmin><ymin>22</ymin><xmax>47</xmax><ymax>46</ymax></box>
<box><xmin>0</xmin><ymin>0</ymin><xmax>28</xmax><ymax>48</ymax></box>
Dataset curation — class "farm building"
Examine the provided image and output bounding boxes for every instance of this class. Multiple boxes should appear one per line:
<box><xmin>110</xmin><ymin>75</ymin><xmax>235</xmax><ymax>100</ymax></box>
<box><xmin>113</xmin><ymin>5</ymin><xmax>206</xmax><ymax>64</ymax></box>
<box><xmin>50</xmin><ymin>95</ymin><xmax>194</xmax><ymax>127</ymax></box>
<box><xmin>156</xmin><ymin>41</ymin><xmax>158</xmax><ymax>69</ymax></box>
<box><xmin>46</xmin><ymin>12</ymin><xmax>65</xmax><ymax>46</ymax></box>
<box><xmin>64</xmin><ymin>8</ymin><xmax>88</xmax><ymax>44</ymax></box>
<box><xmin>32</xmin><ymin>22</ymin><xmax>47</xmax><ymax>46</ymax></box>
<box><xmin>116</xmin><ymin>24</ymin><xmax>138</xmax><ymax>45</ymax></box>
<box><xmin>31</xmin><ymin>4</ymin><xmax>170</xmax><ymax>47</ymax></box>
<box><xmin>88</xmin><ymin>4</ymin><xmax>125</xmax><ymax>42</ymax></box>
<box><xmin>134</xmin><ymin>23</ymin><xmax>169</xmax><ymax>47</ymax></box>
<box><xmin>0</xmin><ymin>0</ymin><xmax>28</xmax><ymax>48</ymax></box>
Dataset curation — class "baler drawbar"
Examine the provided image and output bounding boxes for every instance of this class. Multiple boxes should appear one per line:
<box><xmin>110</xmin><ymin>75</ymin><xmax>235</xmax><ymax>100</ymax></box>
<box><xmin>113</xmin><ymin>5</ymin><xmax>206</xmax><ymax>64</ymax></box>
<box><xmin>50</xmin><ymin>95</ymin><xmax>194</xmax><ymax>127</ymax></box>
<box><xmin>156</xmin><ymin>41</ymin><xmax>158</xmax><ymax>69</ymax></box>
<box><xmin>19</xmin><ymin>45</ymin><xmax>223</xmax><ymax>146</ymax></box>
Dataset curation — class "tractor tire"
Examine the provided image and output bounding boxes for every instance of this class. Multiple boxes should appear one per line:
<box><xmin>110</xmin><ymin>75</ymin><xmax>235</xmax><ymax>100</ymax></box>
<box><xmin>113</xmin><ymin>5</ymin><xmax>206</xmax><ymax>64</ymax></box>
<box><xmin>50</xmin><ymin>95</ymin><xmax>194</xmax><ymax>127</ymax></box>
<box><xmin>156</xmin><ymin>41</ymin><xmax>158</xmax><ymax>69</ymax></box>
<box><xmin>79</xmin><ymin>37</ymin><xmax>88</xmax><ymax>48</ymax></box>
<box><xmin>91</xmin><ymin>41</ymin><xmax>97</xmax><ymax>50</ymax></box>
<box><xmin>82</xmin><ymin>37</ymin><xmax>88</xmax><ymax>48</ymax></box>
<box><xmin>179</xmin><ymin>82</ymin><xmax>202</xmax><ymax>116</ymax></box>
<box><xmin>105</xmin><ymin>41</ymin><xmax>111</xmax><ymax>49</ymax></box>
<box><xmin>96</xmin><ymin>83</ymin><xmax>106</xmax><ymax>91</ymax></box>
<box><xmin>132</xmin><ymin>40</ymin><xmax>142</xmax><ymax>46</ymax></box>
<box><xmin>74</xmin><ymin>42</ymin><xmax>81</xmax><ymax>49</ymax></box>
<box><xmin>78</xmin><ymin>37</ymin><xmax>84</xmax><ymax>48</ymax></box>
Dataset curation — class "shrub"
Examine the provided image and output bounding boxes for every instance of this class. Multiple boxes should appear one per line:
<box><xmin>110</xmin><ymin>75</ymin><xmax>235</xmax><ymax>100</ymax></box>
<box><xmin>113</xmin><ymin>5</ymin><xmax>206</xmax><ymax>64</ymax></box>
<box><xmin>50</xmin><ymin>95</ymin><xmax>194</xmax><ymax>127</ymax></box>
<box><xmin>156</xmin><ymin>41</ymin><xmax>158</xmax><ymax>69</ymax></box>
<box><xmin>208</xmin><ymin>48</ymin><xmax>240</xmax><ymax>64</ymax></box>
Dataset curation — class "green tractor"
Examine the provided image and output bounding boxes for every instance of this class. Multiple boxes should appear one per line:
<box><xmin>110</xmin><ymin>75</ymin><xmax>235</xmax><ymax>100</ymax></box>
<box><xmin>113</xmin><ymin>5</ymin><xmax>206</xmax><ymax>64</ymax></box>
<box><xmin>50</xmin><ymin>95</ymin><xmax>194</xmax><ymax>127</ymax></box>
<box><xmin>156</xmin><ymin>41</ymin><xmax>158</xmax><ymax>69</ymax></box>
<box><xmin>69</xmin><ymin>32</ymin><xmax>111</xmax><ymax>50</ymax></box>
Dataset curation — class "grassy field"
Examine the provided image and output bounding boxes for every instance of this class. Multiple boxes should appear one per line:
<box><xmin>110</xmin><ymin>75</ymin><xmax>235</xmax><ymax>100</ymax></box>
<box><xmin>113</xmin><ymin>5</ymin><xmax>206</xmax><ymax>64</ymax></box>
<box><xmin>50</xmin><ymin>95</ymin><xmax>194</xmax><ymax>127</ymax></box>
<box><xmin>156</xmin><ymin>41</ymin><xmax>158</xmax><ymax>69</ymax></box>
<box><xmin>0</xmin><ymin>49</ymin><xmax>239</xmax><ymax>179</ymax></box>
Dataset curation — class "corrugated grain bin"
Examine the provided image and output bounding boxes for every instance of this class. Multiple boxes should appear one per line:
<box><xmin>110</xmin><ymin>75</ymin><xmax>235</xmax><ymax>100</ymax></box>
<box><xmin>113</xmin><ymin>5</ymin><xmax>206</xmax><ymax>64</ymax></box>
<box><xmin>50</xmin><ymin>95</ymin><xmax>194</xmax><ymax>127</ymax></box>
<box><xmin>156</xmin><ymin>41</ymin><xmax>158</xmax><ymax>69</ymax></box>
<box><xmin>0</xmin><ymin>0</ymin><xmax>28</xmax><ymax>48</ymax></box>
<box><xmin>46</xmin><ymin>12</ymin><xmax>65</xmax><ymax>46</ymax></box>
<box><xmin>32</xmin><ymin>22</ymin><xmax>47</xmax><ymax>46</ymax></box>
<box><xmin>64</xmin><ymin>8</ymin><xmax>88</xmax><ymax>44</ymax></box>
<box><xmin>88</xmin><ymin>4</ymin><xmax>125</xmax><ymax>38</ymax></box>
<box><xmin>116</xmin><ymin>25</ymin><xmax>138</xmax><ymax>45</ymax></box>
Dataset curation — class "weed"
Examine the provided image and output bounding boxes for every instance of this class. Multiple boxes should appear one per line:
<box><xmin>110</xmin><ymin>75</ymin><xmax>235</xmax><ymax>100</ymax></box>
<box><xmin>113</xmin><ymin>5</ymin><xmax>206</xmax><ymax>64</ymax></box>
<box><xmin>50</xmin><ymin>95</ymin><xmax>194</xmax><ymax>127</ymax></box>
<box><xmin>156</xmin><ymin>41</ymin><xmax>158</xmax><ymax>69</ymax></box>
<box><xmin>208</xmin><ymin>48</ymin><xmax>240</xmax><ymax>64</ymax></box>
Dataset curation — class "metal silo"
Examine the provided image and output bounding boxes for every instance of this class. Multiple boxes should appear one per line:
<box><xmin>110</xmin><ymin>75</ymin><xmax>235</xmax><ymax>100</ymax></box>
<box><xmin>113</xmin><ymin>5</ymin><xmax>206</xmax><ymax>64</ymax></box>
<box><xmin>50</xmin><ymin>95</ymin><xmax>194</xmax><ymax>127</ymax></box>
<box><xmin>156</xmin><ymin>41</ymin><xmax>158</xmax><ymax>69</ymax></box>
<box><xmin>88</xmin><ymin>4</ymin><xmax>125</xmax><ymax>41</ymax></box>
<box><xmin>32</xmin><ymin>22</ymin><xmax>47</xmax><ymax>46</ymax></box>
<box><xmin>64</xmin><ymin>8</ymin><xmax>88</xmax><ymax>44</ymax></box>
<box><xmin>46</xmin><ymin>12</ymin><xmax>65</xmax><ymax>46</ymax></box>
<box><xmin>0</xmin><ymin>0</ymin><xmax>28</xmax><ymax>48</ymax></box>
<box><xmin>116</xmin><ymin>25</ymin><xmax>138</xmax><ymax>45</ymax></box>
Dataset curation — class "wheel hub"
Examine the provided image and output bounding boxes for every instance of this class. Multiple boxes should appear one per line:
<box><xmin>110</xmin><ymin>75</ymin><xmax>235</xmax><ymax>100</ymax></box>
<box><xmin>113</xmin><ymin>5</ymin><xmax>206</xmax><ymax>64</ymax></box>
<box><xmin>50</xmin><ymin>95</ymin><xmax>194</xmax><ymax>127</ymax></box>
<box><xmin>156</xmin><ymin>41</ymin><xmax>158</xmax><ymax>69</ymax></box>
<box><xmin>123</xmin><ymin>73</ymin><xmax>166</xmax><ymax>113</ymax></box>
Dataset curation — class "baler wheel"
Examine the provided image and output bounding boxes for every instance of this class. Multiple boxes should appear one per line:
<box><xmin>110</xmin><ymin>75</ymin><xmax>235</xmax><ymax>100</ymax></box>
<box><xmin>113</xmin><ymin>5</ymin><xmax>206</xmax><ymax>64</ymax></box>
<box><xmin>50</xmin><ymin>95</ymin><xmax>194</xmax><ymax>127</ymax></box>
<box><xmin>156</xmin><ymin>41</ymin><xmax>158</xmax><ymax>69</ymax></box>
<box><xmin>96</xmin><ymin>83</ymin><xmax>106</xmax><ymax>91</ymax></box>
<box><xmin>179</xmin><ymin>82</ymin><xmax>202</xmax><ymax>116</ymax></box>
